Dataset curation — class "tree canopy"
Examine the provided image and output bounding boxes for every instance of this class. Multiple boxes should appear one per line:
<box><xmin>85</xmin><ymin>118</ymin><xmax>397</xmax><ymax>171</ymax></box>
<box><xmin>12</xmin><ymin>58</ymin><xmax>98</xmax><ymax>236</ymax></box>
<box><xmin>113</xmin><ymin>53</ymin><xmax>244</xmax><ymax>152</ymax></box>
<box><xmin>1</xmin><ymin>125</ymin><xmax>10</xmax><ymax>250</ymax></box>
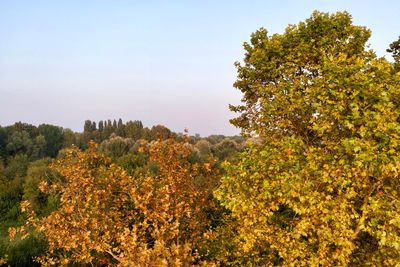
<box><xmin>10</xmin><ymin>139</ymin><xmax>220</xmax><ymax>266</ymax></box>
<box><xmin>217</xmin><ymin>11</ymin><xmax>400</xmax><ymax>266</ymax></box>
<box><xmin>2</xmin><ymin>10</ymin><xmax>400</xmax><ymax>267</ymax></box>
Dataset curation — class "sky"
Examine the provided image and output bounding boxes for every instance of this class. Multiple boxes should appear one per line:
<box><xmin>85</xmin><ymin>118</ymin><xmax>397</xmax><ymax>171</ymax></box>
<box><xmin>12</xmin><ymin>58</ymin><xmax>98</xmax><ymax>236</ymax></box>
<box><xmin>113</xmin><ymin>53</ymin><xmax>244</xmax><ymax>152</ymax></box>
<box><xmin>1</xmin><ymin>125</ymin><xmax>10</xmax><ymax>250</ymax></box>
<box><xmin>0</xmin><ymin>1</ymin><xmax>399</xmax><ymax>136</ymax></box>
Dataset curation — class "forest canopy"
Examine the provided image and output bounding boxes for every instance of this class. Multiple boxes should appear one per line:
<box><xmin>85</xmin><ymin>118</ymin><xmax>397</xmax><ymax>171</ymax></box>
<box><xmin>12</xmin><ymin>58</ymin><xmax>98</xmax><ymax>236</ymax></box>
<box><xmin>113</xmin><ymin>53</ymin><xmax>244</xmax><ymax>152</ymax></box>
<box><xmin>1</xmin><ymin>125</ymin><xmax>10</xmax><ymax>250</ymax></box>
<box><xmin>1</xmin><ymin>10</ymin><xmax>400</xmax><ymax>267</ymax></box>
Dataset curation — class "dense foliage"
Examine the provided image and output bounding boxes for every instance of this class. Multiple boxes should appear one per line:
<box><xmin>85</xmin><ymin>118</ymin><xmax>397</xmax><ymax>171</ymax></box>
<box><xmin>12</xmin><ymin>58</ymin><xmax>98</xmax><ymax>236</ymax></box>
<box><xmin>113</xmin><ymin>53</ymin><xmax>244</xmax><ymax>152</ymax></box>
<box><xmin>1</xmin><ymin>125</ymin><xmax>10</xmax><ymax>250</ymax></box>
<box><xmin>11</xmin><ymin>139</ymin><xmax>219</xmax><ymax>266</ymax></box>
<box><xmin>2</xmin><ymin>10</ymin><xmax>400</xmax><ymax>267</ymax></box>
<box><xmin>217</xmin><ymin>11</ymin><xmax>400</xmax><ymax>266</ymax></box>
<box><xmin>0</xmin><ymin>122</ymin><xmax>241</xmax><ymax>266</ymax></box>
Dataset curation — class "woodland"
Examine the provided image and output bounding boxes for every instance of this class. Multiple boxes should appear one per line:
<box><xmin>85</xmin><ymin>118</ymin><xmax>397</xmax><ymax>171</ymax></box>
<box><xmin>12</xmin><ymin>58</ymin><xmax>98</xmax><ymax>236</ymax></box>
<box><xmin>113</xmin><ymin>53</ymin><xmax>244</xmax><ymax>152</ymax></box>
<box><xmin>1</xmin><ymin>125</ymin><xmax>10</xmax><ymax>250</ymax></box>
<box><xmin>1</xmin><ymin>11</ymin><xmax>400</xmax><ymax>266</ymax></box>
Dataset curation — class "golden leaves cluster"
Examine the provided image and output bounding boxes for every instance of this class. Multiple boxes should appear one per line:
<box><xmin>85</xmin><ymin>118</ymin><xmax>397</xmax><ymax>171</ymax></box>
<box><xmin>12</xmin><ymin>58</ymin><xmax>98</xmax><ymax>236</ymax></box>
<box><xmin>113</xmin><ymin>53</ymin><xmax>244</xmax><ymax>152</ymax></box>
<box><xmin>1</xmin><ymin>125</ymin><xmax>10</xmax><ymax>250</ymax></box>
<box><xmin>12</xmin><ymin>139</ymin><xmax>218</xmax><ymax>266</ymax></box>
<box><xmin>0</xmin><ymin>255</ymin><xmax>8</xmax><ymax>266</ymax></box>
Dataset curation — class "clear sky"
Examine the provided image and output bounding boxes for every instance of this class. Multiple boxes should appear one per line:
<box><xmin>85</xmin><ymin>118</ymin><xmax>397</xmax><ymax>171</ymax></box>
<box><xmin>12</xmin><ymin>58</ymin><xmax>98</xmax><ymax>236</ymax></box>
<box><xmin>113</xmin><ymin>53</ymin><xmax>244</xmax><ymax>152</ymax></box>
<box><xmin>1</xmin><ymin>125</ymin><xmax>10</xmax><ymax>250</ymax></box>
<box><xmin>1</xmin><ymin>1</ymin><xmax>399</xmax><ymax>136</ymax></box>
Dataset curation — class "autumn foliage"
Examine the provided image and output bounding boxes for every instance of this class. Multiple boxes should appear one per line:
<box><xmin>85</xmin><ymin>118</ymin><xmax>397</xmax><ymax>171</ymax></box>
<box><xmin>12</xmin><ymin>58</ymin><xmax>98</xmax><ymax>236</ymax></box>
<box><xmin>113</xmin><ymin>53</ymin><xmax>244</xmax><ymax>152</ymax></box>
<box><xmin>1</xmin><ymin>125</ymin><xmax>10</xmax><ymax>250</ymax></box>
<box><xmin>5</xmin><ymin>10</ymin><xmax>400</xmax><ymax>267</ymax></box>
<box><xmin>10</xmin><ymin>139</ymin><xmax>218</xmax><ymax>266</ymax></box>
<box><xmin>217</xmin><ymin>11</ymin><xmax>400</xmax><ymax>266</ymax></box>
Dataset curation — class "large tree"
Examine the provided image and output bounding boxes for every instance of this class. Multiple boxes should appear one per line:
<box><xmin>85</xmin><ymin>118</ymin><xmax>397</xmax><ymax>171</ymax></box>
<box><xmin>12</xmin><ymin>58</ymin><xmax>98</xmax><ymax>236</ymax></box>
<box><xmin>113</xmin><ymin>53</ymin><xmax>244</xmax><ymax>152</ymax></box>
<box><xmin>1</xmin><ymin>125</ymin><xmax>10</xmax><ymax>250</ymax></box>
<box><xmin>216</xmin><ymin>11</ymin><xmax>400</xmax><ymax>266</ymax></box>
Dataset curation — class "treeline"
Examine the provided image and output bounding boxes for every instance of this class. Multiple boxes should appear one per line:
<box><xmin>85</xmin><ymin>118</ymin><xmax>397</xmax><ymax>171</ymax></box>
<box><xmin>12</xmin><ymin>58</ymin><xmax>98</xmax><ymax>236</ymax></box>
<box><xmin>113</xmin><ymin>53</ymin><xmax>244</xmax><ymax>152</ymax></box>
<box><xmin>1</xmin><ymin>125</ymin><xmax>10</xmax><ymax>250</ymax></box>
<box><xmin>0</xmin><ymin>120</ymin><xmax>243</xmax><ymax>266</ymax></box>
<box><xmin>0</xmin><ymin>120</ymin><xmax>243</xmax><ymax>162</ymax></box>
<box><xmin>80</xmin><ymin>119</ymin><xmax>243</xmax><ymax>161</ymax></box>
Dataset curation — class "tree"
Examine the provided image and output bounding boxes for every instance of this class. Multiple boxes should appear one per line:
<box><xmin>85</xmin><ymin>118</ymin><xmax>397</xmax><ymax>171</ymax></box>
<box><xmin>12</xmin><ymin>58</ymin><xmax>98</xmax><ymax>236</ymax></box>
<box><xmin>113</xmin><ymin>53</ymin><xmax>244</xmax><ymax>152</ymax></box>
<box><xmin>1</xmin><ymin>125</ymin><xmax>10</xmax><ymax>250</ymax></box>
<box><xmin>116</xmin><ymin>118</ymin><xmax>125</xmax><ymax>136</ymax></box>
<box><xmin>98</xmin><ymin>134</ymin><xmax>135</xmax><ymax>158</ymax></box>
<box><xmin>98</xmin><ymin>120</ymin><xmax>104</xmax><ymax>132</ymax></box>
<box><xmin>216</xmin><ymin>11</ymin><xmax>400</xmax><ymax>265</ymax></box>
<box><xmin>103</xmin><ymin>119</ymin><xmax>115</xmax><ymax>140</ymax></box>
<box><xmin>125</xmin><ymin>120</ymin><xmax>143</xmax><ymax>140</ymax></box>
<box><xmin>83</xmin><ymin>120</ymin><xmax>93</xmax><ymax>133</ymax></box>
<box><xmin>12</xmin><ymin>139</ymin><xmax>219</xmax><ymax>266</ymax></box>
<box><xmin>62</xmin><ymin>128</ymin><xmax>76</xmax><ymax>148</ymax></box>
<box><xmin>6</xmin><ymin>131</ymin><xmax>33</xmax><ymax>157</ymax></box>
<box><xmin>212</xmin><ymin>139</ymin><xmax>238</xmax><ymax>161</ymax></box>
<box><xmin>8</xmin><ymin>122</ymin><xmax>38</xmax><ymax>139</ymax></box>
<box><xmin>38</xmin><ymin>124</ymin><xmax>64</xmax><ymax>158</ymax></box>
<box><xmin>82</xmin><ymin>120</ymin><xmax>99</xmax><ymax>144</ymax></box>
<box><xmin>150</xmin><ymin>125</ymin><xmax>172</xmax><ymax>140</ymax></box>
<box><xmin>387</xmin><ymin>36</ymin><xmax>400</xmax><ymax>72</ymax></box>
<box><xmin>195</xmin><ymin>140</ymin><xmax>212</xmax><ymax>161</ymax></box>
<box><xmin>31</xmin><ymin>135</ymin><xmax>46</xmax><ymax>159</ymax></box>
<box><xmin>91</xmin><ymin>121</ymin><xmax>97</xmax><ymax>132</ymax></box>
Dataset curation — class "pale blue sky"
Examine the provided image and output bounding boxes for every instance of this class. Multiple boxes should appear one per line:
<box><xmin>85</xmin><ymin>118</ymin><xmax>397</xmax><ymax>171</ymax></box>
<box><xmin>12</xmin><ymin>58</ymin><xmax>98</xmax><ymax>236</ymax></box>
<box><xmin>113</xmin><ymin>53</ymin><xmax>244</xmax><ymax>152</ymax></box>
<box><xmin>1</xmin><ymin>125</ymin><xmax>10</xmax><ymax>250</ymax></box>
<box><xmin>1</xmin><ymin>1</ymin><xmax>399</xmax><ymax>136</ymax></box>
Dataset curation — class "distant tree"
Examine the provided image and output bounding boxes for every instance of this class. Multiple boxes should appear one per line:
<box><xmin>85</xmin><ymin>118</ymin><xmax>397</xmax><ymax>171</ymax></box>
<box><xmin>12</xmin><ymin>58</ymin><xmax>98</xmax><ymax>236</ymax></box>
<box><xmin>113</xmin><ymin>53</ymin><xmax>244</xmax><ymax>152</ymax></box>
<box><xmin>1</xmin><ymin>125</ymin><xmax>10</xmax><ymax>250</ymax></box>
<box><xmin>83</xmin><ymin>120</ymin><xmax>99</xmax><ymax>144</ymax></box>
<box><xmin>9</xmin><ymin>122</ymin><xmax>38</xmax><ymax>139</ymax></box>
<box><xmin>134</xmin><ymin>120</ymin><xmax>143</xmax><ymax>129</ymax></box>
<box><xmin>103</xmin><ymin>120</ymin><xmax>114</xmax><ymax>139</ymax></box>
<box><xmin>191</xmin><ymin>140</ymin><xmax>213</xmax><ymax>164</ymax></box>
<box><xmin>91</xmin><ymin>121</ymin><xmax>97</xmax><ymax>132</ymax></box>
<box><xmin>150</xmin><ymin>125</ymin><xmax>172</xmax><ymax>140</ymax></box>
<box><xmin>6</xmin><ymin>131</ymin><xmax>33</xmax><ymax>156</ymax></box>
<box><xmin>189</xmin><ymin>133</ymin><xmax>201</xmax><ymax>144</ymax></box>
<box><xmin>98</xmin><ymin>120</ymin><xmax>104</xmax><ymax>132</ymax></box>
<box><xmin>195</xmin><ymin>140</ymin><xmax>212</xmax><ymax>157</ymax></box>
<box><xmin>140</xmin><ymin>127</ymin><xmax>151</xmax><ymax>141</ymax></box>
<box><xmin>206</xmin><ymin>135</ymin><xmax>226</xmax><ymax>145</ymax></box>
<box><xmin>125</xmin><ymin>120</ymin><xmax>143</xmax><ymax>140</ymax></box>
<box><xmin>38</xmin><ymin>124</ymin><xmax>64</xmax><ymax>158</ymax></box>
<box><xmin>98</xmin><ymin>135</ymin><xmax>135</xmax><ymax>158</ymax></box>
<box><xmin>83</xmin><ymin>120</ymin><xmax>92</xmax><ymax>133</ymax></box>
<box><xmin>387</xmin><ymin>36</ymin><xmax>400</xmax><ymax>72</ymax></box>
<box><xmin>212</xmin><ymin>139</ymin><xmax>238</xmax><ymax>161</ymax></box>
<box><xmin>31</xmin><ymin>135</ymin><xmax>46</xmax><ymax>159</ymax></box>
<box><xmin>62</xmin><ymin>128</ymin><xmax>76</xmax><ymax>148</ymax></box>
<box><xmin>116</xmin><ymin>118</ymin><xmax>125</xmax><ymax>137</ymax></box>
